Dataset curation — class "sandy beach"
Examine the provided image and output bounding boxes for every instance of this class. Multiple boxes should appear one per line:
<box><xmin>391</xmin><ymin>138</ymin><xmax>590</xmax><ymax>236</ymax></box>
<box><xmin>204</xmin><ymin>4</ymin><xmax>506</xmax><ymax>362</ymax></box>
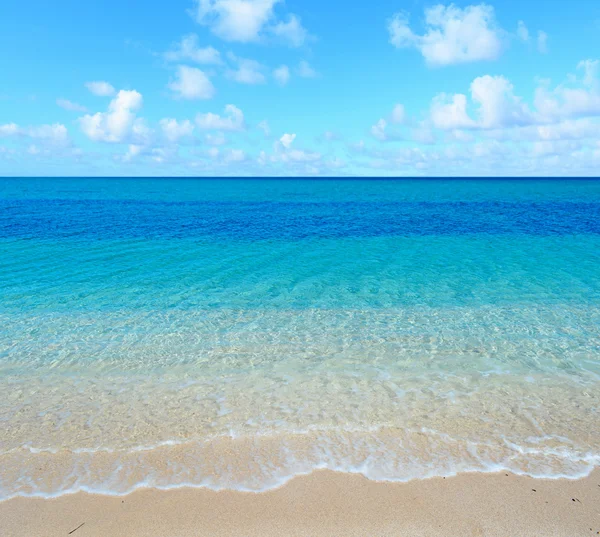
<box><xmin>1</xmin><ymin>469</ymin><xmax>598</xmax><ymax>537</ymax></box>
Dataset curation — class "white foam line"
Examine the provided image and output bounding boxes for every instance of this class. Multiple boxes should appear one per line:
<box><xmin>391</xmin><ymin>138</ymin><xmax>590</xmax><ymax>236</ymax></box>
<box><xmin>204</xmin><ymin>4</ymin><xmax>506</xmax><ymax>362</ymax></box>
<box><xmin>3</xmin><ymin>427</ymin><xmax>600</xmax><ymax>502</ymax></box>
<box><xmin>1</xmin><ymin>458</ymin><xmax>598</xmax><ymax>503</ymax></box>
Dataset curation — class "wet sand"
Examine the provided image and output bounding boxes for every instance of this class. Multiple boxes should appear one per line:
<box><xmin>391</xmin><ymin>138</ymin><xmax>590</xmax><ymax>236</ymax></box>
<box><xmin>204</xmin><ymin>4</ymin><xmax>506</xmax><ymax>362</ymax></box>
<box><xmin>1</xmin><ymin>469</ymin><xmax>599</xmax><ymax>537</ymax></box>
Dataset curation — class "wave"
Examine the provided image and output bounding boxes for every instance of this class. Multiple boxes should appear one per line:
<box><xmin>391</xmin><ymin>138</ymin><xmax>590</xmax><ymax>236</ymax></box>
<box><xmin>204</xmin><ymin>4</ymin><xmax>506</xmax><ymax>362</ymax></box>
<box><xmin>2</xmin><ymin>427</ymin><xmax>599</xmax><ymax>501</ymax></box>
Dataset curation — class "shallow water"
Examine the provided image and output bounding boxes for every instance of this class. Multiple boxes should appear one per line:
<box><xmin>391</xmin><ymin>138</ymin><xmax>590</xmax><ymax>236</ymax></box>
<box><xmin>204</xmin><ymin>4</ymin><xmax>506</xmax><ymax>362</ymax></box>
<box><xmin>1</xmin><ymin>178</ymin><xmax>600</xmax><ymax>498</ymax></box>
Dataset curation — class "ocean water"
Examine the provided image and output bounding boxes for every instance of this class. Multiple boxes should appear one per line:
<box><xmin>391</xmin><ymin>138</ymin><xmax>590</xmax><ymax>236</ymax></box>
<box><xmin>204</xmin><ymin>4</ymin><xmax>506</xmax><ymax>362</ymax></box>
<box><xmin>1</xmin><ymin>178</ymin><xmax>600</xmax><ymax>499</ymax></box>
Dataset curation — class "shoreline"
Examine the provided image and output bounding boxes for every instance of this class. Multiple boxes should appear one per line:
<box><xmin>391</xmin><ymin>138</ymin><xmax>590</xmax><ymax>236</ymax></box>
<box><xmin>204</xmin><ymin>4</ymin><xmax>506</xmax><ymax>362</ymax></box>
<box><xmin>1</xmin><ymin>469</ymin><xmax>598</xmax><ymax>537</ymax></box>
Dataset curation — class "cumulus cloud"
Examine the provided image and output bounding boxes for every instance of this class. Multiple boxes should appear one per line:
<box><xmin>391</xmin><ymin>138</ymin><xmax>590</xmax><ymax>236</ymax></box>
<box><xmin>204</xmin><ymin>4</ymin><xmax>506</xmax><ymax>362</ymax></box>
<box><xmin>387</xmin><ymin>4</ymin><xmax>503</xmax><ymax>66</ymax></box>
<box><xmin>28</xmin><ymin>124</ymin><xmax>70</xmax><ymax>145</ymax></box>
<box><xmin>370</xmin><ymin>105</ymin><xmax>407</xmax><ymax>141</ymax></box>
<box><xmin>192</xmin><ymin>0</ymin><xmax>279</xmax><ymax>42</ymax></box>
<box><xmin>164</xmin><ymin>34</ymin><xmax>221</xmax><ymax>64</ymax></box>
<box><xmin>57</xmin><ymin>99</ymin><xmax>88</xmax><ymax>112</ymax></box>
<box><xmin>273</xmin><ymin>65</ymin><xmax>290</xmax><ymax>86</ymax></box>
<box><xmin>532</xmin><ymin>119</ymin><xmax>600</xmax><ymax>141</ymax></box>
<box><xmin>423</xmin><ymin>60</ymin><xmax>600</xmax><ymax>153</ymax></box>
<box><xmin>85</xmin><ymin>81</ymin><xmax>116</xmax><ymax>97</ymax></box>
<box><xmin>159</xmin><ymin>118</ymin><xmax>195</xmax><ymax>143</ymax></box>
<box><xmin>470</xmin><ymin>75</ymin><xmax>532</xmax><ymax>128</ymax></box>
<box><xmin>196</xmin><ymin>104</ymin><xmax>245</xmax><ymax>130</ymax></box>
<box><xmin>0</xmin><ymin>122</ymin><xmax>70</xmax><ymax>147</ymax></box>
<box><xmin>431</xmin><ymin>94</ymin><xmax>476</xmax><ymax>129</ymax></box>
<box><xmin>266</xmin><ymin>133</ymin><xmax>321</xmax><ymax>164</ymax></box>
<box><xmin>371</xmin><ymin>119</ymin><xmax>387</xmax><ymax>141</ymax></box>
<box><xmin>79</xmin><ymin>89</ymin><xmax>147</xmax><ymax>143</ymax></box>
<box><xmin>168</xmin><ymin>66</ymin><xmax>216</xmax><ymax>99</ymax></box>
<box><xmin>279</xmin><ymin>133</ymin><xmax>296</xmax><ymax>148</ymax></box>
<box><xmin>191</xmin><ymin>0</ymin><xmax>311</xmax><ymax>46</ymax></box>
<box><xmin>534</xmin><ymin>60</ymin><xmax>600</xmax><ymax>120</ymax></box>
<box><xmin>0</xmin><ymin>123</ymin><xmax>20</xmax><ymax>136</ymax></box>
<box><xmin>123</xmin><ymin>144</ymin><xmax>144</xmax><ymax>162</ymax></box>
<box><xmin>226</xmin><ymin>55</ymin><xmax>266</xmax><ymax>84</ymax></box>
<box><xmin>431</xmin><ymin>75</ymin><xmax>531</xmax><ymax>129</ymax></box>
<box><xmin>271</xmin><ymin>15</ymin><xmax>308</xmax><ymax>47</ymax></box>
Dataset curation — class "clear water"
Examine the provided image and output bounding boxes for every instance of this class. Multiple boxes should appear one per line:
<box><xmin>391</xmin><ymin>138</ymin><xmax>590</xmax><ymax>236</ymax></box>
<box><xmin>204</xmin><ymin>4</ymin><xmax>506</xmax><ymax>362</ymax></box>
<box><xmin>1</xmin><ymin>178</ymin><xmax>600</xmax><ymax>499</ymax></box>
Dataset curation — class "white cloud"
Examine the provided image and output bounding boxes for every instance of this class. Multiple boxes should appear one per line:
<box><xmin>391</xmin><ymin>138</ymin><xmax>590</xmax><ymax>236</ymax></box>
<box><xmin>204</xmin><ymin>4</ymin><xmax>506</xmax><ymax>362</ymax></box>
<box><xmin>271</xmin><ymin>15</ymin><xmax>308</xmax><ymax>47</ymax></box>
<box><xmin>391</xmin><ymin>104</ymin><xmax>405</xmax><ymax>124</ymax></box>
<box><xmin>537</xmin><ymin>31</ymin><xmax>548</xmax><ymax>54</ymax></box>
<box><xmin>266</xmin><ymin>133</ymin><xmax>322</xmax><ymax>165</ymax></box>
<box><xmin>192</xmin><ymin>0</ymin><xmax>280</xmax><ymax>42</ymax></box>
<box><xmin>226</xmin><ymin>55</ymin><xmax>266</xmax><ymax>84</ymax></box>
<box><xmin>470</xmin><ymin>75</ymin><xmax>531</xmax><ymax>128</ymax></box>
<box><xmin>431</xmin><ymin>75</ymin><xmax>531</xmax><ymax>130</ymax></box>
<box><xmin>28</xmin><ymin>124</ymin><xmax>70</xmax><ymax>145</ymax></box>
<box><xmin>79</xmin><ymin>89</ymin><xmax>145</xmax><ymax>143</ymax></box>
<box><xmin>371</xmin><ymin>107</ymin><xmax>408</xmax><ymax>141</ymax></box>
<box><xmin>191</xmin><ymin>0</ymin><xmax>311</xmax><ymax>47</ymax></box>
<box><xmin>388</xmin><ymin>4</ymin><xmax>503</xmax><ymax>66</ymax></box>
<box><xmin>0</xmin><ymin>122</ymin><xmax>70</xmax><ymax>147</ymax></box>
<box><xmin>196</xmin><ymin>104</ymin><xmax>245</xmax><ymax>130</ymax></box>
<box><xmin>123</xmin><ymin>144</ymin><xmax>144</xmax><ymax>161</ymax></box>
<box><xmin>534</xmin><ymin>61</ymin><xmax>600</xmax><ymax>120</ymax></box>
<box><xmin>85</xmin><ymin>81</ymin><xmax>116</xmax><ymax>97</ymax></box>
<box><xmin>273</xmin><ymin>65</ymin><xmax>290</xmax><ymax>86</ymax></box>
<box><xmin>57</xmin><ymin>99</ymin><xmax>88</xmax><ymax>112</ymax></box>
<box><xmin>280</xmin><ymin>133</ymin><xmax>296</xmax><ymax>148</ymax></box>
<box><xmin>371</xmin><ymin>118</ymin><xmax>387</xmax><ymax>141</ymax></box>
<box><xmin>533</xmin><ymin>119</ymin><xmax>600</xmax><ymax>141</ymax></box>
<box><xmin>431</xmin><ymin>93</ymin><xmax>476</xmax><ymax>129</ymax></box>
<box><xmin>165</xmin><ymin>34</ymin><xmax>221</xmax><ymax>64</ymax></box>
<box><xmin>297</xmin><ymin>60</ymin><xmax>317</xmax><ymax>78</ymax></box>
<box><xmin>0</xmin><ymin>123</ymin><xmax>19</xmax><ymax>136</ymax></box>
<box><xmin>168</xmin><ymin>66</ymin><xmax>216</xmax><ymax>99</ymax></box>
<box><xmin>159</xmin><ymin>118</ymin><xmax>195</xmax><ymax>143</ymax></box>
<box><xmin>517</xmin><ymin>20</ymin><xmax>529</xmax><ymax>42</ymax></box>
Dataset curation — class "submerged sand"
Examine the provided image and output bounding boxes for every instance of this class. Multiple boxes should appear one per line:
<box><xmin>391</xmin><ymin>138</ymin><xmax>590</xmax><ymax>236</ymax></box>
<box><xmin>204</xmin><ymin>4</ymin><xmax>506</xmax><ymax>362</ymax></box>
<box><xmin>1</xmin><ymin>470</ymin><xmax>599</xmax><ymax>537</ymax></box>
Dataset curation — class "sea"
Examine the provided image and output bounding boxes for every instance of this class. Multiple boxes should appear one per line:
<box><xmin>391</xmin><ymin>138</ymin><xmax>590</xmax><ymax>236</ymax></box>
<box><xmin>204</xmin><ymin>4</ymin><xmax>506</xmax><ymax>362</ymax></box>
<box><xmin>1</xmin><ymin>177</ymin><xmax>599</xmax><ymax>499</ymax></box>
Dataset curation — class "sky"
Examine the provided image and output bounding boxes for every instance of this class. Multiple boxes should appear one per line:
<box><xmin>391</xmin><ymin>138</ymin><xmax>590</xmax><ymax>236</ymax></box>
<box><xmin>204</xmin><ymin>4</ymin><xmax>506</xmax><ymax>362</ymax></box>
<box><xmin>1</xmin><ymin>0</ymin><xmax>600</xmax><ymax>176</ymax></box>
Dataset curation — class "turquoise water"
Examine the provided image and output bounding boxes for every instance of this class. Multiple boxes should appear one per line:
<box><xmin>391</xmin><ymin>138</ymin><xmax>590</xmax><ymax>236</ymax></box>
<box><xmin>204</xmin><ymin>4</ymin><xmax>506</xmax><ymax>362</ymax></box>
<box><xmin>1</xmin><ymin>178</ymin><xmax>600</xmax><ymax>498</ymax></box>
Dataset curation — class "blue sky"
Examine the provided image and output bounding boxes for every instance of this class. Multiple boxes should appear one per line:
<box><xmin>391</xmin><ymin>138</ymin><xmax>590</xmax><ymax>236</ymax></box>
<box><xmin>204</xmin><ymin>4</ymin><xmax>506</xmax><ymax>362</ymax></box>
<box><xmin>1</xmin><ymin>0</ymin><xmax>600</xmax><ymax>176</ymax></box>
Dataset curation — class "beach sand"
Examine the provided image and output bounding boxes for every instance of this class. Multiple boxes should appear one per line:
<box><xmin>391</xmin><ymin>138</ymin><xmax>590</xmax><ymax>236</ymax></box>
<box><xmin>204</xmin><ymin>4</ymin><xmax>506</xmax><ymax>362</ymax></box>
<box><xmin>1</xmin><ymin>470</ymin><xmax>598</xmax><ymax>537</ymax></box>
